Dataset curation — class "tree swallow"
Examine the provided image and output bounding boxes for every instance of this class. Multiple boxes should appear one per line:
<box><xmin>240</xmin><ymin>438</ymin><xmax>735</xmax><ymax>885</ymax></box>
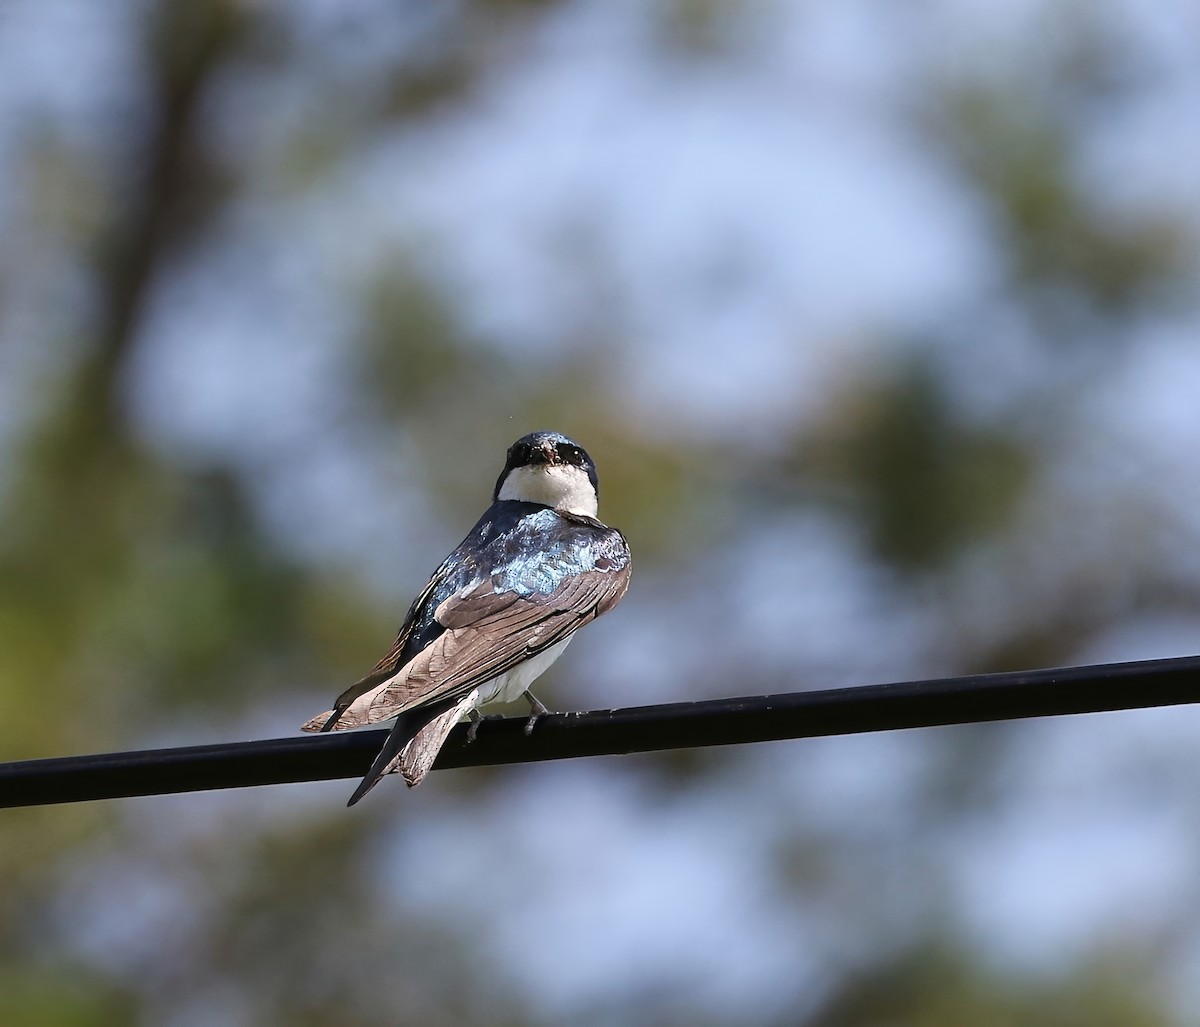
<box><xmin>302</xmin><ymin>431</ymin><xmax>632</xmax><ymax>805</ymax></box>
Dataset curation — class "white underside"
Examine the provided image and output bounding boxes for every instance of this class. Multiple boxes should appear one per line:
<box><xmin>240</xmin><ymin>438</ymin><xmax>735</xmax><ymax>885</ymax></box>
<box><xmin>475</xmin><ymin>635</ymin><xmax>573</xmax><ymax>707</ymax></box>
<box><xmin>497</xmin><ymin>464</ymin><xmax>598</xmax><ymax>517</ymax></box>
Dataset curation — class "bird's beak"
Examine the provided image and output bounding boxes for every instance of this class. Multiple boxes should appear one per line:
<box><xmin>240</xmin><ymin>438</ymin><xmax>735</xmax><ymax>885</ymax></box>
<box><xmin>538</xmin><ymin>440</ymin><xmax>558</xmax><ymax>464</ymax></box>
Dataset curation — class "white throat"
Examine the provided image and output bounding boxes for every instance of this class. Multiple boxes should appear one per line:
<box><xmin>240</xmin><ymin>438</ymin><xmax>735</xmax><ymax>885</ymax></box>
<box><xmin>498</xmin><ymin>464</ymin><xmax>598</xmax><ymax>517</ymax></box>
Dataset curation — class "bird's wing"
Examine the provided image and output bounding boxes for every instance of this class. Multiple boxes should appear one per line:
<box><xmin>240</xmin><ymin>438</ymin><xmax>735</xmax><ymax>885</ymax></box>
<box><xmin>361</xmin><ymin>550</ymin><xmax>631</xmax><ymax>725</ymax></box>
<box><xmin>304</xmin><ymin>560</ymin><xmax>457</xmax><ymax>733</ymax></box>
<box><xmin>341</xmin><ymin>542</ymin><xmax>628</xmax><ymax>805</ymax></box>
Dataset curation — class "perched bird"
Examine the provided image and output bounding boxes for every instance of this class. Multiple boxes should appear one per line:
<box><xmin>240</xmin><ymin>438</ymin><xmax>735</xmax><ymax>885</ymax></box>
<box><xmin>302</xmin><ymin>431</ymin><xmax>631</xmax><ymax>805</ymax></box>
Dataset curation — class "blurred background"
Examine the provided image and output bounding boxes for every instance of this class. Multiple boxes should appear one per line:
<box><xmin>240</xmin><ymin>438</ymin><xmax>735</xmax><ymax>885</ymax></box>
<box><xmin>2</xmin><ymin>0</ymin><xmax>1200</xmax><ymax>1024</ymax></box>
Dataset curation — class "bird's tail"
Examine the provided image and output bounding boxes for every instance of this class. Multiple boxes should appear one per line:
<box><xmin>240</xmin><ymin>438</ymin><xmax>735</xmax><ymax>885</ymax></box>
<box><xmin>346</xmin><ymin>688</ymin><xmax>481</xmax><ymax>806</ymax></box>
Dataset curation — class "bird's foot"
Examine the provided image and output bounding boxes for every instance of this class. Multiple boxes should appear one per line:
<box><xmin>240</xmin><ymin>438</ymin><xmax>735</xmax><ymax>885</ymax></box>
<box><xmin>522</xmin><ymin>690</ymin><xmax>553</xmax><ymax>735</ymax></box>
<box><xmin>466</xmin><ymin>710</ymin><xmax>504</xmax><ymax>742</ymax></box>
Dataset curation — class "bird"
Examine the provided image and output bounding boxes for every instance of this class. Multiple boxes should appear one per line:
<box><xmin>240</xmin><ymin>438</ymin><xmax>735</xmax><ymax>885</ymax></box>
<box><xmin>301</xmin><ymin>430</ymin><xmax>632</xmax><ymax>805</ymax></box>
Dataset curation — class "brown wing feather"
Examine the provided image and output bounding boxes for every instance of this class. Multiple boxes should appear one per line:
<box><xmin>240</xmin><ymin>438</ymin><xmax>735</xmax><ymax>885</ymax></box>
<box><xmin>363</xmin><ymin>561</ymin><xmax>630</xmax><ymax>724</ymax></box>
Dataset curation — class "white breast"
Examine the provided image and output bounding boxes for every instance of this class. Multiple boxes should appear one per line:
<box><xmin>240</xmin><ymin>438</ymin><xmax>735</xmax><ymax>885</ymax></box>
<box><xmin>497</xmin><ymin>465</ymin><xmax>598</xmax><ymax>517</ymax></box>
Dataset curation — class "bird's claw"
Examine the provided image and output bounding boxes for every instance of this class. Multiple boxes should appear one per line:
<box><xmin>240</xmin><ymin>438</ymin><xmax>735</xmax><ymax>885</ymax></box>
<box><xmin>467</xmin><ymin>711</ymin><xmax>504</xmax><ymax>742</ymax></box>
<box><xmin>522</xmin><ymin>690</ymin><xmax>553</xmax><ymax>735</ymax></box>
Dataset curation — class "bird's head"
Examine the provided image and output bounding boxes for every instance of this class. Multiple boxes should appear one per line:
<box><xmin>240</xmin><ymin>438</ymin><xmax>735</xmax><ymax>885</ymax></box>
<box><xmin>494</xmin><ymin>431</ymin><xmax>599</xmax><ymax>516</ymax></box>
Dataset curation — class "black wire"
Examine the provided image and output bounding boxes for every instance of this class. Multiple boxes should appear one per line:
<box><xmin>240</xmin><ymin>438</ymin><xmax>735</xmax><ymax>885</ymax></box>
<box><xmin>3</xmin><ymin>654</ymin><xmax>1199</xmax><ymax>808</ymax></box>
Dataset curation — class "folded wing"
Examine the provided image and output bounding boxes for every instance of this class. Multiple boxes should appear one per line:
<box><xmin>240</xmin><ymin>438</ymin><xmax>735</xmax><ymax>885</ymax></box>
<box><xmin>380</xmin><ymin>561</ymin><xmax>628</xmax><ymax>716</ymax></box>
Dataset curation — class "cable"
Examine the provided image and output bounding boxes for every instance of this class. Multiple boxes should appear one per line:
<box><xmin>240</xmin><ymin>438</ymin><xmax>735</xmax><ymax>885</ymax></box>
<box><xmin>2</xmin><ymin>654</ymin><xmax>1199</xmax><ymax>808</ymax></box>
